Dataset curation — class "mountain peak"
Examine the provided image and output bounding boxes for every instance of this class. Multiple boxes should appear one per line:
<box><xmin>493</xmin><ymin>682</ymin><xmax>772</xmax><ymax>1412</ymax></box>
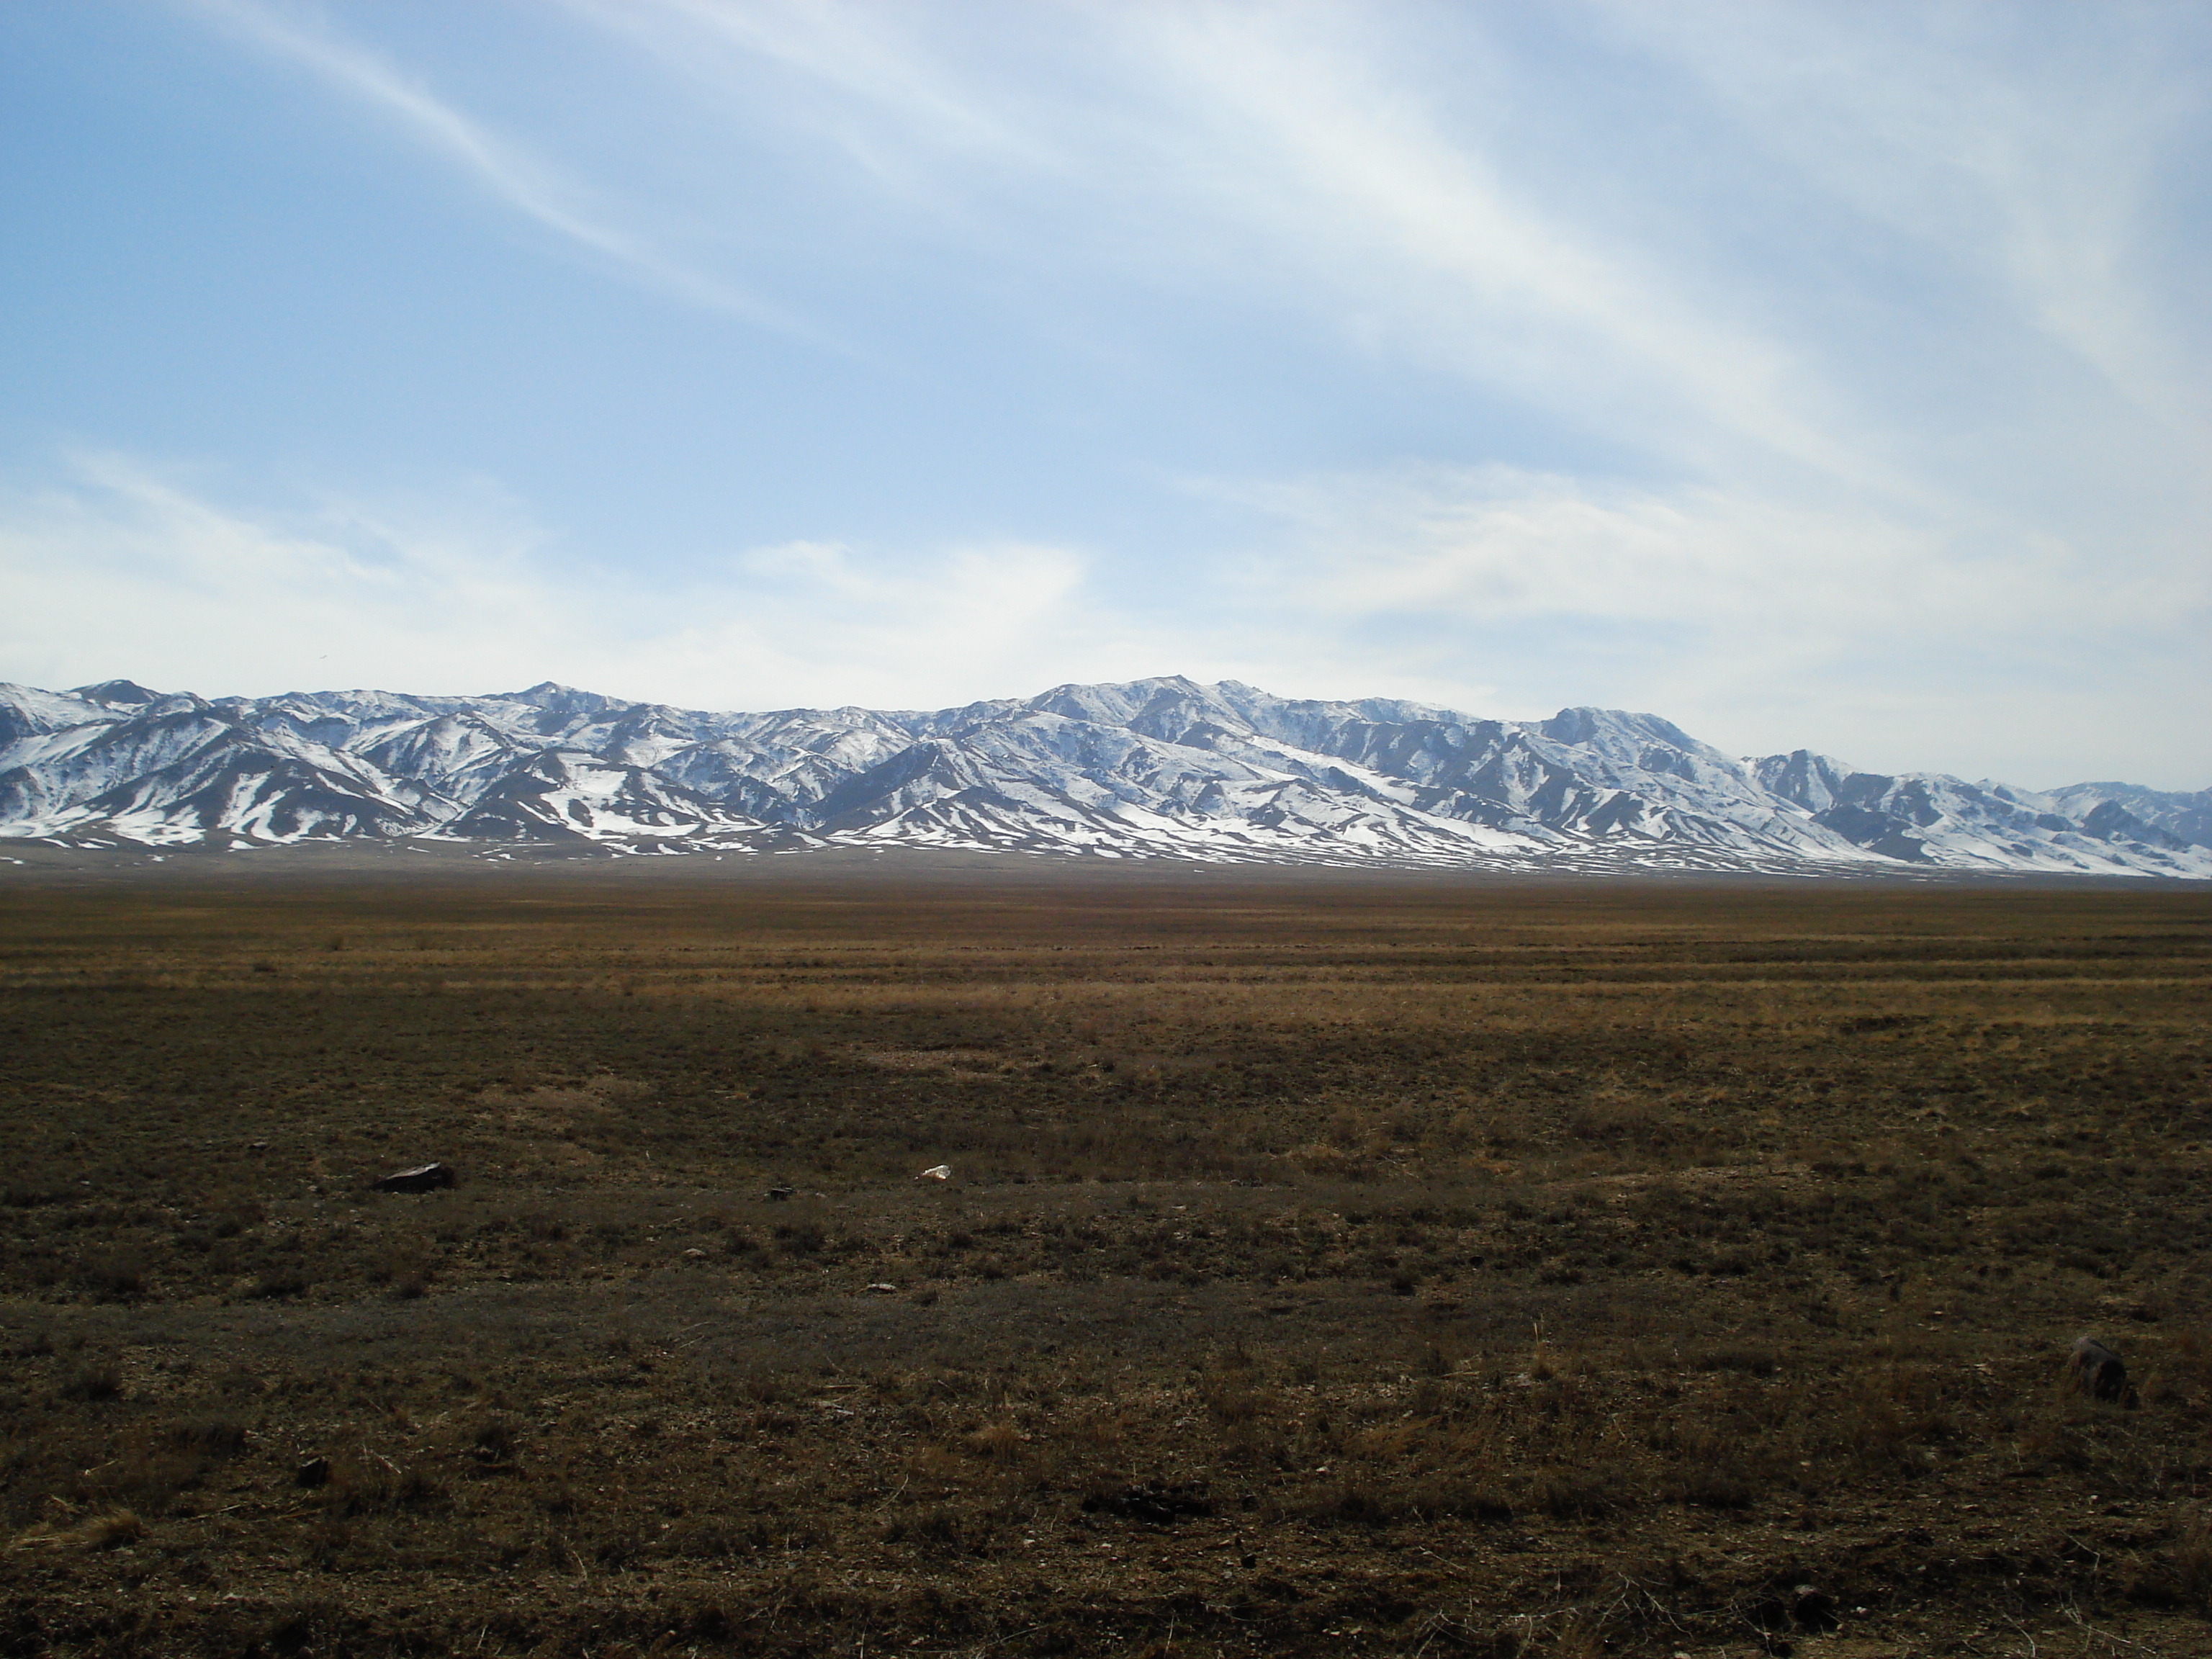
<box><xmin>1539</xmin><ymin>706</ymin><xmax>1703</xmax><ymax>753</ymax></box>
<box><xmin>498</xmin><ymin>681</ymin><xmax>626</xmax><ymax>714</ymax></box>
<box><xmin>68</xmin><ymin>678</ymin><xmax>164</xmax><ymax>707</ymax></box>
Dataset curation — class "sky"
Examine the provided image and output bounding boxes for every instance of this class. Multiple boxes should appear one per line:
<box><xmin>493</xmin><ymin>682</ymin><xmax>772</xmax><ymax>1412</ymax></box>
<box><xmin>1</xmin><ymin>1</ymin><xmax>2206</xmax><ymax>790</ymax></box>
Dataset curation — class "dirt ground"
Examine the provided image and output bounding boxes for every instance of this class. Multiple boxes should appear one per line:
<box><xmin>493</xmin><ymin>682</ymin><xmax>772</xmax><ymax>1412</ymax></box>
<box><xmin>1</xmin><ymin>852</ymin><xmax>2208</xmax><ymax>1656</ymax></box>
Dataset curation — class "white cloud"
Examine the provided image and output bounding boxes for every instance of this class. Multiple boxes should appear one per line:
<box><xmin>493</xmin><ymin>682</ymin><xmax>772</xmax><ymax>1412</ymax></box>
<box><xmin>1210</xmin><ymin>461</ymin><xmax>2208</xmax><ymax>785</ymax></box>
<box><xmin>0</xmin><ymin>452</ymin><xmax>1493</xmax><ymax>722</ymax></box>
<box><xmin>2</xmin><ymin>454</ymin><xmax>560</xmax><ymax>697</ymax></box>
<box><xmin>0</xmin><ymin>456</ymin><xmax>1186</xmax><ymax>712</ymax></box>
<box><xmin>1220</xmin><ymin>464</ymin><xmax>2177</xmax><ymax>638</ymax></box>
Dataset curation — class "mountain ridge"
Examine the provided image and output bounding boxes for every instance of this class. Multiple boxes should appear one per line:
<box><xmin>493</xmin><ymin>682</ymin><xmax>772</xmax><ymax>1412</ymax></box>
<box><xmin>1</xmin><ymin>675</ymin><xmax>2204</xmax><ymax>878</ymax></box>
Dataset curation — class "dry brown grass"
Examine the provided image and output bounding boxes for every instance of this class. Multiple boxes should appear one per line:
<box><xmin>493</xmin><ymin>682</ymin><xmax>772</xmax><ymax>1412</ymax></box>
<box><xmin>9</xmin><ymin>1506</ymin><xmax>145</xmax><ymax>1554</ymax></box>
<box><xmin>0</xmin><ymin>861</ymin><xmax>2208</xmax><ymax>1653</ymax></box>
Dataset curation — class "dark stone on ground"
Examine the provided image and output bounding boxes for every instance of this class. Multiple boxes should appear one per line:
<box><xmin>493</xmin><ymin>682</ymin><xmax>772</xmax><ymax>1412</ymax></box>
<box><xmin>1082</xmin><ymin>1482</ymin><xmax>1215</xmax><ymax>1524</ymax></box>
<box><xmin>2066</xmin><ymin>1335</ymin><xmax>2126</xmax><ymax>1402</ymax></box>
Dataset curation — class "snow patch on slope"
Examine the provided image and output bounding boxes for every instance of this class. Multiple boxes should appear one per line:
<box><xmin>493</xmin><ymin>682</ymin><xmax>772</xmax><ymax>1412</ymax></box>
<box><xmin>0</xmin><ymin>677</ymin><xmax>2201</xmax><ymax>878</ymax></box>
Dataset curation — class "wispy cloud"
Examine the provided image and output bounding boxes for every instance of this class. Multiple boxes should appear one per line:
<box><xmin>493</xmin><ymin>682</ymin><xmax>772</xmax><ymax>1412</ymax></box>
<box><xmin>185</xmin><ymin>1</ymin><xmax>2209</xmax><ymax>507</ymax></box>
<box><xmin>1130</xmin><ymin>12</ymin><xmax>1899</xmax><ymax>496</ymax></box>
<box><xmin>187</xmin><ymin>0</ymin><xmax>809</xmax><ymax>333</ymax></box>
<box><xmin>1601</xmin><ymin>0</ymin><xmax>2211</xmax><ymax>445</ymax></box>
<box><xmin>565</xmin><ymin>0</ymin><xmax>1034</xmax><ymax>169</ymax></box>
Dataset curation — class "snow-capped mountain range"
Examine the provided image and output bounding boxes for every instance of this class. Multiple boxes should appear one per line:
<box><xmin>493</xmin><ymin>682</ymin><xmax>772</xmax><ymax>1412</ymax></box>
<box><xmin>1</xmin><ymin>675</ymin><xmax>2206</xmax><ymax>878</ymax></box>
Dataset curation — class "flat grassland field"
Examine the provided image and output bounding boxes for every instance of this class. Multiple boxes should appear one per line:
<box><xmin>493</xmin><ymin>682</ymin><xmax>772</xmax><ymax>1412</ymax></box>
<box><xmin>1</xmin><ymin>860</ymin><xmax>2209</xmax><ymax>1658</ymax></box>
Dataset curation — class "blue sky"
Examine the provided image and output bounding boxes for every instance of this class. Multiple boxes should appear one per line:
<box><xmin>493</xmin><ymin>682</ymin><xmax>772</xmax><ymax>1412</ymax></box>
<box><xmin>2</xmin><ymin>1</ymin><xmax>2206</xmax><ymax>788</ymax></box>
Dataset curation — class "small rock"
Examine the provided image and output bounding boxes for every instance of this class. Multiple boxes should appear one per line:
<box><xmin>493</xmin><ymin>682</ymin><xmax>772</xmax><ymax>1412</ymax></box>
<box><xmin>2066</xmin><ymin>1335</ymin><xmax>2128</xmax><ymax>1402</ymax></box>
<box><xmin>372</xmin><ymin>1163</ymin><xmax>455</xmax><ymax>1194</ymax></box>
<box><xmin>918</xmin><ymin>1164</ymin><xmax>951</xmax><ymax>1181</ymax></box>
<box><xmin>765</xmin><ymin>1186</ymin><xmax>795</xmax><ymax>1202</ymax></box>
<box><xmin>683</xmin><ymin>1248</ymin><xmax>707</xmax><ymax>1259</ymax></box>
<box><xmin>865</xmin><ymin>1282</ymin><xmax>897</xmax><ymax>1293</ymax></box>
<box><xmin>1791</xmin><ymin>1584</ymin><xmax>1838</xmax><ymax>1631</ymax></box>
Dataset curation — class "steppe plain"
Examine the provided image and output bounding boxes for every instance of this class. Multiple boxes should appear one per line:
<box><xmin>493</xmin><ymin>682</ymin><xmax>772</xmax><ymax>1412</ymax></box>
<box><xmin>1</xmin><ymin>848</ymin><xmax>2209</xmax><ymax>1657</ymax></box>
